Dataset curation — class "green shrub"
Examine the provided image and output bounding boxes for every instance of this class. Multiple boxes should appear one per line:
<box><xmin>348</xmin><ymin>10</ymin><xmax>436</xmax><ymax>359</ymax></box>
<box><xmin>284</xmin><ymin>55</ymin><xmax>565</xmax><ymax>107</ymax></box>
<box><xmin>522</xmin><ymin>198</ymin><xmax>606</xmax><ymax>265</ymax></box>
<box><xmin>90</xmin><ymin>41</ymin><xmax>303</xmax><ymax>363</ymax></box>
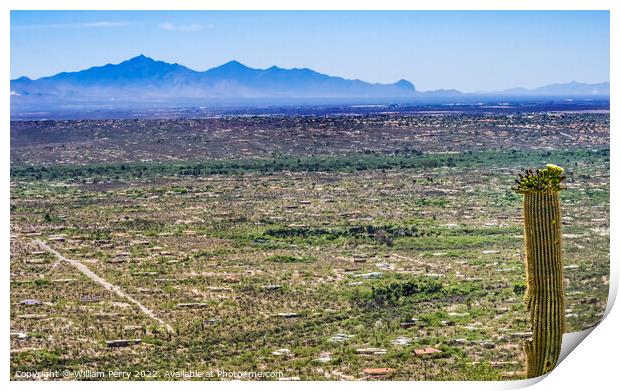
<box><xmin>266</xmin><ymin>255</ymin><xmax>316</xmax><ymax>263</ymax></box>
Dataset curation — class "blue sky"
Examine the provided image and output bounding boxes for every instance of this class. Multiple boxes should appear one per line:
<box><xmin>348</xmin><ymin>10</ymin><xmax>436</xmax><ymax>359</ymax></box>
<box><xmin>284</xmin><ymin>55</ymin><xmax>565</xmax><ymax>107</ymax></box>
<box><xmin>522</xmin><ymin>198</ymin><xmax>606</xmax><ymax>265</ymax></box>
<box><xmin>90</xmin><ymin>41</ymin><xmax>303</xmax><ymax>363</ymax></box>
<box><xmin>10</xmin><ymin>10</ymin><xmax>609</xmax><ymax>92</ymax></box>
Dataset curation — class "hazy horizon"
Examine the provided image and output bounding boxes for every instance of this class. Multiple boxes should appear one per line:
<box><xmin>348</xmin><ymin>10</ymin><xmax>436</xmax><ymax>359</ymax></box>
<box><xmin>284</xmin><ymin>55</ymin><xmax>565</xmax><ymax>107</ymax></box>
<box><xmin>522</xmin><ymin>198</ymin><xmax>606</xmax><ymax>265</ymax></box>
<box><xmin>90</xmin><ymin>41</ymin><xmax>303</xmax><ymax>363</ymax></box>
<box><xmin>10</xmin><ymin>10</ymin><xmax>610</xmax><ymax>93</ymax></box>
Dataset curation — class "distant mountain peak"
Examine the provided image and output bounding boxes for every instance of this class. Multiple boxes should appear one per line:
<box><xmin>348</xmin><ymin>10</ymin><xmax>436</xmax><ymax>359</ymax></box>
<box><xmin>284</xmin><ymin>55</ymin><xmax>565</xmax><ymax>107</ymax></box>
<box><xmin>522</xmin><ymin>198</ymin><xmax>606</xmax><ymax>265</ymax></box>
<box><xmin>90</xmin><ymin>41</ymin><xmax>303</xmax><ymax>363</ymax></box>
<box><xmin>124</xmin><ymin>54</ymin><xmax>156</xmax><ymax>64</ymax></box>
<box><xmin>218</xmin><ymin>60</ymin><xmax>250</xmax><ymax>69</ymax></box>
<box><xmin>394</xmin><ymin>79</ymin><xmax>415</xmax><ymax>90</ymax></box>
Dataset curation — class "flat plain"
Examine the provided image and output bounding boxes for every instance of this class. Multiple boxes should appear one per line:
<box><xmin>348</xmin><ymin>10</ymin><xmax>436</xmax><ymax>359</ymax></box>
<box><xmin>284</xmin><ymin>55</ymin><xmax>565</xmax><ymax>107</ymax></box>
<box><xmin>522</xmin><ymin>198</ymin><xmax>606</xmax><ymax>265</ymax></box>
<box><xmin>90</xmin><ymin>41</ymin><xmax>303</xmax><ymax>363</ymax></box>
<box><xmin>10</xmin><ymin>112</ymin><xmax>609</xmax><ymax>380</ymax></box>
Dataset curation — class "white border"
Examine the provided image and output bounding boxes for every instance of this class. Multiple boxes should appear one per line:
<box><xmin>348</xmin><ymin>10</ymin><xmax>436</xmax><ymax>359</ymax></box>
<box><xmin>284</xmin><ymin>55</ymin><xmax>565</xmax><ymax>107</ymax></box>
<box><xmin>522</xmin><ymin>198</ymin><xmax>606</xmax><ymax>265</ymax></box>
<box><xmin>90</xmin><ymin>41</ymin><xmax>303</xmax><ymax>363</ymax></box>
<box><xmin>2</xmin><ymin>2</ymin><xmax>617</xmax><ymax>390</ymax></box>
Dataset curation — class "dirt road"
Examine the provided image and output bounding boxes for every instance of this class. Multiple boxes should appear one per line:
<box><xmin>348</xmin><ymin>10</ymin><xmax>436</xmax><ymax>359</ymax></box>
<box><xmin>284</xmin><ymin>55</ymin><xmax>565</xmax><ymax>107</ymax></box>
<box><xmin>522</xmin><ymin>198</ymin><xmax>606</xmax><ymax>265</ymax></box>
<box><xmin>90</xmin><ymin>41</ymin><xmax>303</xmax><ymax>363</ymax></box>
<box><xmin>34</xmin><ymin>239</ymin><xmax>174</xmax><ymax>333</ymax></box>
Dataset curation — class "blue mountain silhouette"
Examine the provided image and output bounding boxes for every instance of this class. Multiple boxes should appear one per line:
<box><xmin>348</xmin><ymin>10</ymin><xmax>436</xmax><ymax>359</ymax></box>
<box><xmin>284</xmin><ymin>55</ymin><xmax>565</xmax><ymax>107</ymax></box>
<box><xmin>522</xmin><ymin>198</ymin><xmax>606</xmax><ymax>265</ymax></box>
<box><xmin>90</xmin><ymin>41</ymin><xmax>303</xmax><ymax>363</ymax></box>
<box><xmin>10</xmin><ymin>55</ymin><xmax>608</xmax><ymax>112</ymax></box>
<box><xmin>10</xmin><ymin>55</ymin><xmax>417</xmax><ymax>100</ymax></box>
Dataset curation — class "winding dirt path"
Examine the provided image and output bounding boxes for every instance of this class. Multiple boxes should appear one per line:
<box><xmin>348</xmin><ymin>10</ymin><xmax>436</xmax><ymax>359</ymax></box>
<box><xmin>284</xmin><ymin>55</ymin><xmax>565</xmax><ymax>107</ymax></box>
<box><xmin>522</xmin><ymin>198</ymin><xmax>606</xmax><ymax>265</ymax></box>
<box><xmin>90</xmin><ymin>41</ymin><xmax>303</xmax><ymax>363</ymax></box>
<box><xmin>34</xmin><ymin>239</ymin><xmax>174</xmax><ymax>333</ymax></box>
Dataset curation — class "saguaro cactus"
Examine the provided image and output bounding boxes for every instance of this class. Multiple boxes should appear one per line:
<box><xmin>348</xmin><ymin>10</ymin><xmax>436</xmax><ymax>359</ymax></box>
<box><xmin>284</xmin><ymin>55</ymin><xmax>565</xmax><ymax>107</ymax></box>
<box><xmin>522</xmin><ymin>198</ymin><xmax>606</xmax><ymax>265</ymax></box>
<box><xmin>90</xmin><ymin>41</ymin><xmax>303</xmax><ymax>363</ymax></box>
<box><xmin>513</xmin><ymin>164</ymin><xmax>566</xmax><ymax>378</ymax></box>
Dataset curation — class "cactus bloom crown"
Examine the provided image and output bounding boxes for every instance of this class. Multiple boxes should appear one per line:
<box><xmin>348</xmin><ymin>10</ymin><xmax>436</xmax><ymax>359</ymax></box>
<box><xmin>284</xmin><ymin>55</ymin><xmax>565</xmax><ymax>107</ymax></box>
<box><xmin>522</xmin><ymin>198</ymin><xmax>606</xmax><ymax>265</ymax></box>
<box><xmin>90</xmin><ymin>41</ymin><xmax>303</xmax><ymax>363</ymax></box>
<box><xmin>513</xmin><ymin>164</ymin><xmax>566</xmax><ymax>194</ymax></box>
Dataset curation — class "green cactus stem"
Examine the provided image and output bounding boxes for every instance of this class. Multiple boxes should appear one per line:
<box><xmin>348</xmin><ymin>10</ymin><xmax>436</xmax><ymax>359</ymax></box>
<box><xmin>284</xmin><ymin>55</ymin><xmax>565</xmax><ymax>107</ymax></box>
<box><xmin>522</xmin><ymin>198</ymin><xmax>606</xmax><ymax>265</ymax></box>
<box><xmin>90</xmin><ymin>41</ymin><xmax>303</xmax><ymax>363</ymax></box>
<box><xmin>513</xmin><ymin>164</ymin><xmax>566</xmax><ymax>378</ymax></box>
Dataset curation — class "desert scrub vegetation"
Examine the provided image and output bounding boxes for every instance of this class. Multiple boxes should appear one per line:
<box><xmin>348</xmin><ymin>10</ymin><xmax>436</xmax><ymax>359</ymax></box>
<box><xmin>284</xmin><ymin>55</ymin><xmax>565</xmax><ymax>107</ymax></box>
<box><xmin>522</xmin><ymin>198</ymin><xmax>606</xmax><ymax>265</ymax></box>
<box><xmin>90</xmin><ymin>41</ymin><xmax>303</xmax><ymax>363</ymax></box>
<box><xmin>266</xmin><ymin>255</ymin><xmax>316</xmax><ymax>264</ymax></box>
<box><xmin>347</xmin><ymin>277</ymin><xmax>444</xmax><ymax>307</ymax></box>
<box><xmin>10</xmin><ymin>113</ymin><xmax>609</xmax><ymax>380</ymax></box>
<box><xmin>10</xmin><ymin>148</ymin><xmax>608</xmax><ymax>182</ymax></box>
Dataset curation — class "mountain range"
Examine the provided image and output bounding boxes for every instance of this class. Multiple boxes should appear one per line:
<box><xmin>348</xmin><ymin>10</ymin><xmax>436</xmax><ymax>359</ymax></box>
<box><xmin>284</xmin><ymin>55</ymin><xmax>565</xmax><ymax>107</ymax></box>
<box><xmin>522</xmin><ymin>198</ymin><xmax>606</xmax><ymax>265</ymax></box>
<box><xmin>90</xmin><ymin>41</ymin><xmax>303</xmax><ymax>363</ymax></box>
<box><xmin>10</xmin><ymin>55</ymin><xmax>610</xmax><ymax>111</ymax></box>
<box><xmin>498</xmin><ymin>81</ymin><xmax>610</xmax><ymax>96</ymax></box>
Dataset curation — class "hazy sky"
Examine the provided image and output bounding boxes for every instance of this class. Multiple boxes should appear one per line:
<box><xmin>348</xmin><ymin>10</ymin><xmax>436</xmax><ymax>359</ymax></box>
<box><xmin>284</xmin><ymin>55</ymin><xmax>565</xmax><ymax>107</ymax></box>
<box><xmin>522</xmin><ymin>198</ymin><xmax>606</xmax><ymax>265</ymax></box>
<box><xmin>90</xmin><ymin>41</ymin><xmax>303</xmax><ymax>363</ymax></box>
<box><xmin>10</xmin><ymin>10</ymin><xmax>609</xmax><ymax>92</ymax></box>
